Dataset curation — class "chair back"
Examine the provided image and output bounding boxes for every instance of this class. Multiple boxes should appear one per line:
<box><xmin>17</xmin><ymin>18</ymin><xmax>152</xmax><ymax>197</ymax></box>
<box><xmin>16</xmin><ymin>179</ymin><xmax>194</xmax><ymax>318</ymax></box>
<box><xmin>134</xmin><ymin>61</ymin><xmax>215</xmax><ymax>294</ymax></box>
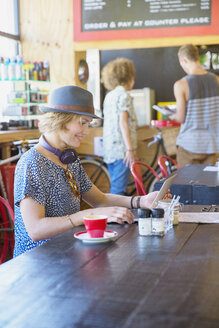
<box><xmin>158</xmin><ymin>155</ymin><xmax>180</xmax><ymax>178</ymax></box>
<box><xmin>0</xmin><ymin>196</ymin><xmax>15</xmax><ymax>223</ymax></box>
<box><xmin>0</xmin><ymin>196</ymin><xmax>15</xmax><ymax>264</ymax></box>
<box><xmin>131</xmin><ymin>161</ymin><xmax>160</xmax><ymax>196</ymax></box>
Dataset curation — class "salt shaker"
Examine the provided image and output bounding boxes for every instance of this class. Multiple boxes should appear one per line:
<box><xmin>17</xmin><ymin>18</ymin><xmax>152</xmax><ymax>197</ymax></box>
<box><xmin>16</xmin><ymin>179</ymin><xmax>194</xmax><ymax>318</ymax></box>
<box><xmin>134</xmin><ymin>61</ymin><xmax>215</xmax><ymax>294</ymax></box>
<box><xmin>138</xmin><ymin>208</ymin><xmax>152</xmax><ymax>236</ymax></box>
<box><xmin>151</xmin><ymin>208</ymin><xmax>165</xmax><ymax>236</ymax></box>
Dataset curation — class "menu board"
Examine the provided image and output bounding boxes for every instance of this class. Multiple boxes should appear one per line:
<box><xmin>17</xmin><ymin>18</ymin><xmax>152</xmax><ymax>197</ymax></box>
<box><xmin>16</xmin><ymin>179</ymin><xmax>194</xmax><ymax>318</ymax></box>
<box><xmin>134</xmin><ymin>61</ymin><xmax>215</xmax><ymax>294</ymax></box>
<box><xmin>73</xmin><ymin>0</ymin><xmax>219</xmax><ymax>41</ymax></box>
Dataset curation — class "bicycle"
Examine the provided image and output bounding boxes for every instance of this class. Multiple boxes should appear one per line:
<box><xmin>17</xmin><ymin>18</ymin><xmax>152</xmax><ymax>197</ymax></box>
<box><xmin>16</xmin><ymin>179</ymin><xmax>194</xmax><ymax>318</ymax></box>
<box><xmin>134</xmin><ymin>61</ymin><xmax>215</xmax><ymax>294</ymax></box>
<box><xmin>79</xmin><ymin>153</ymin><xmax>111</xmax><ymax>194</ymax></box>
<box><xmin>127</xmin><ymin>127</ymin><xmax>169</xmax><ymax>195</ymax></box>
<box><xmin>78</xmin><ymin>126</ymin><xmax>178</xmax><ymax>196</ymax></box>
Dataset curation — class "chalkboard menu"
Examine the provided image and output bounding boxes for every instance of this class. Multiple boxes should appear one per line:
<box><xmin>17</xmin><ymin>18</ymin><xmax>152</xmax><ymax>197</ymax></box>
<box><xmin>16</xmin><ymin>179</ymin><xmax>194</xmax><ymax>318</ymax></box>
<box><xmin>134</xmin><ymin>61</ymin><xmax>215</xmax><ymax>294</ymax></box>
<box><xmin>73</xmin><ymin>0</ymin><xmax>219</xmax><ymax>41</ymax></box>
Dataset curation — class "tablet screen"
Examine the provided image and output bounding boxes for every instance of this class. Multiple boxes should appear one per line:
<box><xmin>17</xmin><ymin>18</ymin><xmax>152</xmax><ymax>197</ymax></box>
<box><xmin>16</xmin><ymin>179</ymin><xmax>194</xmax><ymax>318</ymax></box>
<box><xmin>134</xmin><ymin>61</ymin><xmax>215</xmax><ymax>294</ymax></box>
<box><xmin>151</xmin><ymin>173</ymin><xmax>177</xmax><ymax>208</ymax></box>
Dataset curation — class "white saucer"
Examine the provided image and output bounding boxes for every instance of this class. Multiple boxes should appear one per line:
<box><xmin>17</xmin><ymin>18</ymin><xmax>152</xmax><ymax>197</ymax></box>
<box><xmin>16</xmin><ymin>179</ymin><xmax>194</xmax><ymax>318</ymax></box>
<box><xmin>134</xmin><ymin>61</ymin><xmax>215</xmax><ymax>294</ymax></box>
<box><xmin>74</xmin><ymin>230</ymin><xmax>118</xmax><ymax>244</ymax></box>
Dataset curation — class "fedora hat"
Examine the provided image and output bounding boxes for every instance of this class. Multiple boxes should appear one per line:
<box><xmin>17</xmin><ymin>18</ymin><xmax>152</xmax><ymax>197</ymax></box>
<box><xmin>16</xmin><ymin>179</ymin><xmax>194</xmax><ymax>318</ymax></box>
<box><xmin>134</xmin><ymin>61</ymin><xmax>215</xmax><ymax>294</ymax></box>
<box><xmin>39</xmin><ymin>85</ymin><xmax>102</xmax><ymax>119</ymax></box>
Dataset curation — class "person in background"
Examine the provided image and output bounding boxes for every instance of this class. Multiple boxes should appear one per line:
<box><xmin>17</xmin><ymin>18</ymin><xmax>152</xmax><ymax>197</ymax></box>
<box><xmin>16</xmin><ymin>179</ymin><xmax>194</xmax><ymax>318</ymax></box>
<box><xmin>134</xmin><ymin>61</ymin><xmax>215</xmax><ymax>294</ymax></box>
<box><xmin>101</xmin><ymin>57</ymin><xmax>138</xmax><ymax>195</ymax></box>
<box><xmin>13</xmin><ymin>85</ymin><xmax>159</xmax><ymax>257</ymax></box>
<box><xmin>169</xmin><ymin>44</ymin><xmax>219</xmax><ymax>167</ymax></box>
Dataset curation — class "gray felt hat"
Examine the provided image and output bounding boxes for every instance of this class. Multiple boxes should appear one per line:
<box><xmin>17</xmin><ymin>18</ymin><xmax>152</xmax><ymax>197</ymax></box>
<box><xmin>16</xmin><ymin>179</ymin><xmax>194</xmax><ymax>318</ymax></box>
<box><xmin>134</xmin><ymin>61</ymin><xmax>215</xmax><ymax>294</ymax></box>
<box><xmin>39</xmin><ymin>85</ymin><xmax>102</xmax><ymax>119</ymax></box>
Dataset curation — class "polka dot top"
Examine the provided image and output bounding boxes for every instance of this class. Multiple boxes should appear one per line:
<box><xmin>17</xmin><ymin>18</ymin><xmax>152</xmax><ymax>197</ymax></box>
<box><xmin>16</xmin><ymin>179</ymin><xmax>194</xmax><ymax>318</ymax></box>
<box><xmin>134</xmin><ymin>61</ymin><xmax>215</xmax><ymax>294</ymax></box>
<box><xmin>13</xmin><ymin>148</ymin><xmax>92</xmax><ymax>257</ymax></box>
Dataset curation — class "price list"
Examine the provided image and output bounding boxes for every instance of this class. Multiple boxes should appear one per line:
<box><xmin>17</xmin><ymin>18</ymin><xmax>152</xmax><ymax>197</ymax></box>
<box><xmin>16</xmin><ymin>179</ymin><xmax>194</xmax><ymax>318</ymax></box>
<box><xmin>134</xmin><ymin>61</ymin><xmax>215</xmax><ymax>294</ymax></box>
<box><xmin>82</xmin><ymin>0</ymin><xmax>212</xmax><ymax>31</ymax></box>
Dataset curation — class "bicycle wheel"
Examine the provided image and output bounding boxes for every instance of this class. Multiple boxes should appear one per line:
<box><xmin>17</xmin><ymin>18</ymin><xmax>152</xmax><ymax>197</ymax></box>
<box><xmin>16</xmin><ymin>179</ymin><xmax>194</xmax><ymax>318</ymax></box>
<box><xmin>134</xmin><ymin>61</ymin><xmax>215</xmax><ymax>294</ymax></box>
<box><xmin>80</xmin><ymin>159</ymin><xmax>111</xmax><ymax>193</ymax></box>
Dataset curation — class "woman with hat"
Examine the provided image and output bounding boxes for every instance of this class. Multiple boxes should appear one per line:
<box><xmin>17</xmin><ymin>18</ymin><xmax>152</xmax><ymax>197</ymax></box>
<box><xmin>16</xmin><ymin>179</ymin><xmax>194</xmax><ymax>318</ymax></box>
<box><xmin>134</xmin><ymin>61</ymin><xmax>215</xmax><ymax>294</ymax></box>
<box><xmin>13</xmin><ymin>85</ymin><xmax>159</xmax><ymax>257</ymax></box>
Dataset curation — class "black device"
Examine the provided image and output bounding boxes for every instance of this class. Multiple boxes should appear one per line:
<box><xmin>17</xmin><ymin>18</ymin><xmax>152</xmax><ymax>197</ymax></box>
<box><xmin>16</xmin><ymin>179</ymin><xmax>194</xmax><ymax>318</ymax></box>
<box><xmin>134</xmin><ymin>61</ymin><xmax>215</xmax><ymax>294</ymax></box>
<box><xmin>39</xmin><ymin>135</ymin><xmax>78</xmax><ymax>164</ymax></box>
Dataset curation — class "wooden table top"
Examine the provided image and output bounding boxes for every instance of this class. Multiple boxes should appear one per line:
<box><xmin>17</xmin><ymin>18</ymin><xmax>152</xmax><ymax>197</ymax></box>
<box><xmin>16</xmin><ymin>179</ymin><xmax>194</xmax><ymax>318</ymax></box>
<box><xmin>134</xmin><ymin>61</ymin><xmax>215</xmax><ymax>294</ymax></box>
<box><xmin>0</xmin><ymin>222</ymin><xmax>219</xmax><ymax>328</ymax></box>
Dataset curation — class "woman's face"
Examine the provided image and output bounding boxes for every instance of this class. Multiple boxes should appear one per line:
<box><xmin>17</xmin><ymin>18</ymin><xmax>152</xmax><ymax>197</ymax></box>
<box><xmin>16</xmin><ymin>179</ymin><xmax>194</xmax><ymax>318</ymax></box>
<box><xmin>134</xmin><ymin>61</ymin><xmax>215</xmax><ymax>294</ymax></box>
<box><xmin>59</xmin><ymin>115</ymin><xmax>93</xmax><ymax>149</ymax></box>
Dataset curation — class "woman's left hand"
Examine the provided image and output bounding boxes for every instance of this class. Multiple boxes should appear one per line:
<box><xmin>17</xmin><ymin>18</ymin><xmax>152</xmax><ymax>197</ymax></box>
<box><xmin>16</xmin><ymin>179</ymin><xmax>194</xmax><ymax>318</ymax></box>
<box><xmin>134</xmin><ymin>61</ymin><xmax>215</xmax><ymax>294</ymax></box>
<box><xmin>106</xmin><ymin>207</ymin><xmax>135</xmax><ymax>224</ymax></box>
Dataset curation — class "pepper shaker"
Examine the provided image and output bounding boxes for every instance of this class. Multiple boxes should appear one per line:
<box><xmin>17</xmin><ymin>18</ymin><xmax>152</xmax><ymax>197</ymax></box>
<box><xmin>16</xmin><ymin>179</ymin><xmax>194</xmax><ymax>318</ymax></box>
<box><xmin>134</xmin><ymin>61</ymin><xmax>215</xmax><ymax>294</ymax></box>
<box><xmin>151</xmin><ymin>208</ymin><xmax>165</xmax><ymax>236</ymax></box>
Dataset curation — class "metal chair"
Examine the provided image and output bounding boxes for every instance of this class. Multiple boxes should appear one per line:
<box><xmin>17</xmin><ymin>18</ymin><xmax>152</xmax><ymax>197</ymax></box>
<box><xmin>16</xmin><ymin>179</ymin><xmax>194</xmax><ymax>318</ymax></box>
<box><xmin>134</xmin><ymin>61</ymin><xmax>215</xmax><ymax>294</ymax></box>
<box><xmin>131</xmin><ymin>161</ymin><xmax>160</xmax><ymax>196</ymax></box>
<box><xmin>0</xmin><ymin>196</ymin><xmax>15</xmax><ymax>264</ymax></box>
<box><xmin>158</xmin><ymin>155</ymin><xmax>180</xmax><ymax>178</ymax></box>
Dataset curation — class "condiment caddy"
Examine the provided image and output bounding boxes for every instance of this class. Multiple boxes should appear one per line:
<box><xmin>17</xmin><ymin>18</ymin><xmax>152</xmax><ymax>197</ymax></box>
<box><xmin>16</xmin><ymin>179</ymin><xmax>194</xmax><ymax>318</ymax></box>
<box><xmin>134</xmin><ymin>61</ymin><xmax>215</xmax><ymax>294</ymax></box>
<box><xmin>138</xmin><ymin>195</ymin><xmax>181</xmax><ymax>237</ymax></box>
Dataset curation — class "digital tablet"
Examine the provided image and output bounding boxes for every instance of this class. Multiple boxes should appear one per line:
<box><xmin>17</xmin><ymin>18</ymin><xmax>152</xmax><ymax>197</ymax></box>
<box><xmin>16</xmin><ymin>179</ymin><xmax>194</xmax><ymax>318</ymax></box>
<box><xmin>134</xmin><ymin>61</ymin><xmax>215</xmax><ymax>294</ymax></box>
<box><xmin>152</xmin><ymin>105</ymin><xmax>176</xmax><ymax>116</ymax></box>
<box><xmin>151</xmin><ymin>173</ymin><xmax>177</xmax><ymax>208</ymax></box>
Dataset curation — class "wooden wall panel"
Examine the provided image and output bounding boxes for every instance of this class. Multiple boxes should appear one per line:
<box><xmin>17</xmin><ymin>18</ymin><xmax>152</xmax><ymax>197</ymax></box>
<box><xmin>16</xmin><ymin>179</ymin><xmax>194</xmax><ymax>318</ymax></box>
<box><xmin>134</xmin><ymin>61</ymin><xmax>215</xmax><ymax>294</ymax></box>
<box><xmin>19</xmin><ymin>0</ymin><xmax>76</xmax><ymax>90</ymax></box>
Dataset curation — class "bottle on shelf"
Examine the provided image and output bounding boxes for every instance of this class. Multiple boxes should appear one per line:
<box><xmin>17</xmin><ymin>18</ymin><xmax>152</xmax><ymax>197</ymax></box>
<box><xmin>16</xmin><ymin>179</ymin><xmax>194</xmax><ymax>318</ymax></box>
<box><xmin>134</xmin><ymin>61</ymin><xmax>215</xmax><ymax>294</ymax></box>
<box><xmin>43</xmin><ymin>60</ymin><xmax>50</xmax><ymax>81</ymax></box>
<box><xmin>0</xmin><ymin>57</ymin><xmax>3</xmax><ymax>80</ymax></box>
<box><xmin>15</xmin><ymin>55</ymin><xmax>25</xmax><ymax>80</ymax></box>
<box><xmin>23</xmin><ymin>61</ymin><xmax>30</xmax><ymax>80</ymax></box>
<box><xmin>38</xmin><ymin>62</ymin><xmax>43</xmax><ymax>81</ymax></box>
<box><xmin>1</xmin><ymin>57</ymin><xmax>9</xmax><ymax>80</ymax></box>
<box><xmin>32</xmin><ymin>62</ymin><xmax>39</xmax><ymax>81</ymax></box>
<box><xmin>8</xmin><ymin>57</ymin><xmax>16</xmax><ymax>80</ymax></box>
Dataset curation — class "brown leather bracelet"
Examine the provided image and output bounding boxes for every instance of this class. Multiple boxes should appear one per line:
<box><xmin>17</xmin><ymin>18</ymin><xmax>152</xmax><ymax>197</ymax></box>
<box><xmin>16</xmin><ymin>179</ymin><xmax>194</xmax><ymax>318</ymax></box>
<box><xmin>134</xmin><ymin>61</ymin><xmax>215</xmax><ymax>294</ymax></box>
<box><xmin>130</xmin><ymin>196</ymin><xmax>135</xmax><ymax>209</ymax></box>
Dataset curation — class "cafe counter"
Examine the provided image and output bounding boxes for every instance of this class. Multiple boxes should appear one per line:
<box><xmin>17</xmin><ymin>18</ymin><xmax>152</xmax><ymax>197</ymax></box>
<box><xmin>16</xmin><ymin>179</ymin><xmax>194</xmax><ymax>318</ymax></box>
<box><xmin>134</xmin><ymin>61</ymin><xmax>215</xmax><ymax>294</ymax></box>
<box><xmin>75</xmin><ymin>125</ymin><xmax>179</xmax><ymax>163</ymax></box>
<box><xmin>0</xmin><ymin>126</ymin><xmax>180</xmax><ymax>162</ymax></box>
<box><xmin>0</xmin><ymin>129</ymin><xmax>40</xmax><ymax>159</ymax></box>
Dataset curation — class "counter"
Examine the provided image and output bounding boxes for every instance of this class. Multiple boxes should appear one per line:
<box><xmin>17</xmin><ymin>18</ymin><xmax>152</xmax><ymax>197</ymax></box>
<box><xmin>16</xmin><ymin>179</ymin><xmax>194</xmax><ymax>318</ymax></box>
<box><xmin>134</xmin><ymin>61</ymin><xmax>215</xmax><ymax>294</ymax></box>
<box><xmin>0</xmin><ymin>126</ymin><xmax>180</xmax><ymax>162</ymax></box>
<box><xmin>0</xmin><ymin>129</ymin><xmax>40</xmax><ymax>159</ymax></box>
<box><xmin>77</xmin><ymin>125</ymin><xmax>180</xmax><ymax>163</ymax></box>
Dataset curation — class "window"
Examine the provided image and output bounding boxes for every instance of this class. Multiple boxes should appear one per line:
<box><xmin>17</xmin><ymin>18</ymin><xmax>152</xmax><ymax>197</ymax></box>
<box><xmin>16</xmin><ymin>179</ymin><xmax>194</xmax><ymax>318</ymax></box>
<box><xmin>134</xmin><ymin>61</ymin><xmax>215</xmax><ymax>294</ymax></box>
<box><xmin>0</xmin><ymin>0</ymin><xmax>20</xmax><ymax>58</ymax></box>
<box><xmin>0</xmin><ymin>0</ymin><xmax>20</xmax><ymax>118</ymax></box>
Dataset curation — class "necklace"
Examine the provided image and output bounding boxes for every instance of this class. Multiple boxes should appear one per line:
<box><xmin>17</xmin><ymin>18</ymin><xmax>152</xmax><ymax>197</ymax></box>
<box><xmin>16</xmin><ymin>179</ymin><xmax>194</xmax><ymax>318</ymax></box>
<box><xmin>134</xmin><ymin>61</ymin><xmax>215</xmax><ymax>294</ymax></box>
<box><xmin>64</xmin><ymin>168</ymin><xmax>81</xmax><ymax>199</ymax></box>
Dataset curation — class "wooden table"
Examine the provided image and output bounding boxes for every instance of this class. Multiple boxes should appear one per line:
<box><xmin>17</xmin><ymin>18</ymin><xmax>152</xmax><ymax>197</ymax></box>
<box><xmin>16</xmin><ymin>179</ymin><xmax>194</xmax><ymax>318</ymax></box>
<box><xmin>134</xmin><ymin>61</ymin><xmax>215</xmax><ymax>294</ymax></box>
<box><xmin>0</xmin><ymin>222</ymin><xmax>219</xmax><ymax>327</ymax></box>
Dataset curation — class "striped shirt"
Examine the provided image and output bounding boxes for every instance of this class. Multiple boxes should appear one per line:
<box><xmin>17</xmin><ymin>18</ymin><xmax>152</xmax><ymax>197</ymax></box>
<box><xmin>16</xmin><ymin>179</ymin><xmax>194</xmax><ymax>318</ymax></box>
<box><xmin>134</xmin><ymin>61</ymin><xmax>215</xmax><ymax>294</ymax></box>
<box><xmin>176</xmin><ymin>72</ymin><xmax>219</xmax><ymax>153</ymax></box>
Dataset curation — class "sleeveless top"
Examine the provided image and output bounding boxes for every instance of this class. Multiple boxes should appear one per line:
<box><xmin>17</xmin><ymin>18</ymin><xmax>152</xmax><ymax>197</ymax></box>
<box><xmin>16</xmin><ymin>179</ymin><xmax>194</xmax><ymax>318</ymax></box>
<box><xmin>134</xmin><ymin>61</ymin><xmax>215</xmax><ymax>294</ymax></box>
<box><xmin>103</xmin><ymin>85</ymin><xmax>138</xmax><ymax>164</ymax></box>
<box><xmin>176</xmin><ymin>72</ymin><xmax>219</xmax><ymax>153</ymax></box>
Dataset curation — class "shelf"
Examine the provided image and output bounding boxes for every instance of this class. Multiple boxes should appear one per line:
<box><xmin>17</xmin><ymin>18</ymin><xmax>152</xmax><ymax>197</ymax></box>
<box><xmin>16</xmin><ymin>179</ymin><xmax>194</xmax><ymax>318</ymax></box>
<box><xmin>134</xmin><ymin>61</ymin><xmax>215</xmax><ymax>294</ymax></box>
<box><xmin>7</xmin><ymin>102</ymin><xmax>47</xmax><ymax>106</ymax></box>
<box><xmin>9</xmin><ymin>90</ymin><xmax>49</xmax><ymax>94</ymax></box>
<box><xmin>0</xmin><ymin>79</ymin><xmax>50</xmax><ymax>83</ymax></box>
<box><xmin>0</xmin><ymin>79</ymin><xmax>50</xmax><ymax>129</ymax></box>
<box><xmin>1</xmin><ymin>115</ymin><xmax>41</xmax><ymax>121</ymax></box>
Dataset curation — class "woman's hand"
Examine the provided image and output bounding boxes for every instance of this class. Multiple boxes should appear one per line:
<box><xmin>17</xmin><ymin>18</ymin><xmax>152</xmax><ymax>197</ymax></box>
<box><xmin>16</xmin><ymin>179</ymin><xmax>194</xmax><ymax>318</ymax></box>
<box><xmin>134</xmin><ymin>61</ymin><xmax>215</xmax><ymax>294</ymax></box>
<box><xmin>140</xmin><ymin>191</ymin><xmax>159</xmax><ymax>209</ymax></box>
<box><xmin>83</xmin><ymin>207</ymin><xmax>134</xmax><ymax>225</ymax></box>
<box><xmin>123</xmin><ymin>150</ymin><xmax>137</xmax><ymax>168</ymax></box>
<box><xmin>140</xmin><ymin>190</ymin><xmax>172</xmax><ymax>209</ymax></box>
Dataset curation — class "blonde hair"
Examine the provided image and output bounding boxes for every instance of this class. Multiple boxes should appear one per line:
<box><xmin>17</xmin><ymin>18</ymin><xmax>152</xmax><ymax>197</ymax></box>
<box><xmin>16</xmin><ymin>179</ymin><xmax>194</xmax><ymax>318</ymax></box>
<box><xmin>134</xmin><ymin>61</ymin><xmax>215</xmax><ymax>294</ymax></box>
<box><xmin>178</xmin><ymin>44</ymin><xmax>199</xmax><ymax>62</ymax></box>
<box><xmin>38</xmin><ymin>112</ymin><xmax>79</xmax><ymax>134</ymax></box>
<box><xmin>101</xmin><ymin>57</ymin><xmax>135</xmax><ymax>91</ymax></box>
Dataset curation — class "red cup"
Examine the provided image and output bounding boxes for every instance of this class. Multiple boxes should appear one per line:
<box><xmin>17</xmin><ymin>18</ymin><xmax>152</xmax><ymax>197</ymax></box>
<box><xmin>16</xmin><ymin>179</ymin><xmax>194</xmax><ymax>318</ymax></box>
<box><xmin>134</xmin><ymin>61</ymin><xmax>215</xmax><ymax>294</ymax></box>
<box><xmin>83</xmin><ymin>215</ymin><xmax>107</xmax><ymax>238</ymax></box>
